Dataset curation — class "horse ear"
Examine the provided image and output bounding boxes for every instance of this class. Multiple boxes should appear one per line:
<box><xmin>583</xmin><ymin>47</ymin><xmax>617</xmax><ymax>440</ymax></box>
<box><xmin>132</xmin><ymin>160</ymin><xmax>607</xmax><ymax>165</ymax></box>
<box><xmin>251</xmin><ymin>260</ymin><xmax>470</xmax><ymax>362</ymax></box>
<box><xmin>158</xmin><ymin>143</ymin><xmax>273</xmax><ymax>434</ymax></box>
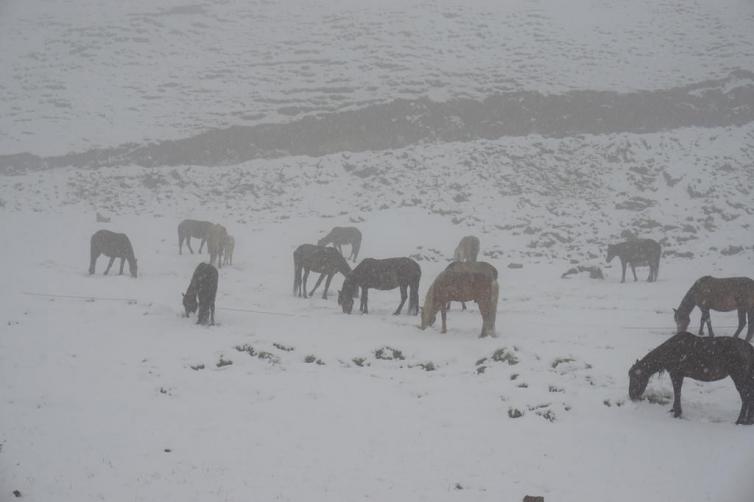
<box><xmin>672</xmin><ymin>308</ymin><xmax>677</xmax><ymax>313</ymax></box>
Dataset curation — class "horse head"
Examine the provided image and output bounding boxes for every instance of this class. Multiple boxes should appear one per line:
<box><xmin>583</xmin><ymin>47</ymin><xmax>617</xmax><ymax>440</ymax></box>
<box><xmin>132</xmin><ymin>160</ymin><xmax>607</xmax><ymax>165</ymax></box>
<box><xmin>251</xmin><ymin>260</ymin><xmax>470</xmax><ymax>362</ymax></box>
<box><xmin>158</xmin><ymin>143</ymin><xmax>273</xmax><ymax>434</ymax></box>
<box><xmin>673</xmin><ymin>307</ymin><xmax>690</xmax><ymax>333</ymax></box>
<box><xmin>419</xmin><ymin>305</ymin><xmax>436</xmax><ymax>330</ymax></box>
<box><xmin>628</xmin><ymin>359</ymin><xmax>650</xmax><ymax>400</ymax></box>
<box><xmin>182</xmin><ymin>291</ymin><xmax>198</xmax><ymax>317</ymax></box>
<box><xmin>338</xmin><ymin>288</ymin><xmax>354</xmax><ymax>314</ymax></box>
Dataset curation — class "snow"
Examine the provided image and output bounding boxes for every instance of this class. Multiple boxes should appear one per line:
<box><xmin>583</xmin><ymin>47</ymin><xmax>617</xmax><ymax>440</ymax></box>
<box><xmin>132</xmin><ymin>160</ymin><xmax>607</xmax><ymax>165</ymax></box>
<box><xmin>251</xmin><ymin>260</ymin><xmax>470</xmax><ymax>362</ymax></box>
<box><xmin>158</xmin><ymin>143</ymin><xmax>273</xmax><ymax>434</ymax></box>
<box><xmin>2</xmin><ymin>0</ymin><xmax>754</xmax><ymax>500</ymax></box>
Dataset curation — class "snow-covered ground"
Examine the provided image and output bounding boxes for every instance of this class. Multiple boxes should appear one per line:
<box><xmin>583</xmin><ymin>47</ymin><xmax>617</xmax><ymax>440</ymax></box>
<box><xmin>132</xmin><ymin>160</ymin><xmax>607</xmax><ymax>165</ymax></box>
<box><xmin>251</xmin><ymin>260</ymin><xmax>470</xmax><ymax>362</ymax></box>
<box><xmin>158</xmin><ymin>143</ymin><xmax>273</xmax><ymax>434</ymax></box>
<box><xmin>2</xmin><ymin>0</ymin><xmax>754</xmax><ymax>500</ymax></box>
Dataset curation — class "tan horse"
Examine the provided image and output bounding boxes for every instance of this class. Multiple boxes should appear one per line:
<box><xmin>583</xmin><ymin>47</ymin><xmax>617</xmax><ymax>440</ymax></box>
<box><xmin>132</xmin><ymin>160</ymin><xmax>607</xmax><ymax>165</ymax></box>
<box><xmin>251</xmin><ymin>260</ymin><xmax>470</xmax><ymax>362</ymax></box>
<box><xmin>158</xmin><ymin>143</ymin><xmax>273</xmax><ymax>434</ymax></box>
<box><xmin>453</xmin><ymin>235</ymin><xmax>480</xmax><ymax>262</ymax></box>
<box><xmin>222</xmin><ymin>235</ymin><xmax>235</xmax><ymax>266</ymax></box>
<box><xmin>674</xmin><ymin>276</ymin><xmax>754</xmax><ymax>341</ymax></box>
<box><xmin>420</xmin><ymin>269</ymin><xmax>498</xmax><ymax>337</ymax></box>
<box><xmin>207</xmin><ymin>224</ymin><xmax>228</xmax><ymax>268</ymax></box>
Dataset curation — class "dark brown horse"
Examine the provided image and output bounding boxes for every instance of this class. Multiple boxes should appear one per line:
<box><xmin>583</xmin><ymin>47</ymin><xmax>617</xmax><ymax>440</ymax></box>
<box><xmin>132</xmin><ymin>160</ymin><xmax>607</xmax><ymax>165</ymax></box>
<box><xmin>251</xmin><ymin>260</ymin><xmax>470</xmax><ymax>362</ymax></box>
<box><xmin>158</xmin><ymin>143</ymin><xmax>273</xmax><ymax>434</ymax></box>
<box><xmin>420</xmin><ymin>269</ymin><xmax>498</xmax><ymax>337</ymax></box>
<box><xmin>673</xmin><ymin>276</ymin><xmax>754</xmax><ymax>341</ymax></box>
<box><xmin>337</xmin><ymin>257</ymin><xmax>421</xmax><ymax>315</ymax></box>
<box><xmin>606</xmin><ymin>238</ymin><xmax>661</xmax><ymax>283</ymax></box>
<box><xmin>318</xmin><ymin>226</ymin><xmax>362</xmax><ymax>262</ymax></box>
<box><xmin>629</xmin><ymin>332</ymin><xmax>754</xmax><ymax>424</ymax></box>
<box><xmin>89</xmin><ymin>230</ymin><xmax>137</xmax><ymax>278</ymax></box>
<box><xmin>293</xmin><ymin>244</ymin><xmax>352</xmax><ymax>299</ymax></box>
<box><xmin>178</xmin><ymin>219</ymin><xmax>213</xmax><ymax>254</ymax></box>
<box><xmin>182</xmin><ymin>262</ymin><xmax>218</xmax><ymax>325</ymax></box>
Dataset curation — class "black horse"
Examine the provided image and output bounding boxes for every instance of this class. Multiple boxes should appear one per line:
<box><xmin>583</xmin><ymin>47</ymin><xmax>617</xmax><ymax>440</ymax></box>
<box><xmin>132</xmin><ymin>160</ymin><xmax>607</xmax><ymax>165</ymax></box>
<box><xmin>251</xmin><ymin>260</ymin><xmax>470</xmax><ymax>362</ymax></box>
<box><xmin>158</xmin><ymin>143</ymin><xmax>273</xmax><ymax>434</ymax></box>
<box><xmin>183</xmin><ymin>263</ymin><xmax>218</xmax><ymax>325</ymax></box>
<box><xmin>293</xmin><ymin>244</ymin><xmax>352</xmax><ymax>299</ymax></box>
<box><xmin>606</xmin><ymin>238</ymin><xmax>661</xmax><ymax>283</ymax></box>
<box><xmin>337</xmin><ymin>257</ymin><xmax>421</xmax><ymax>315</ymax></box>
<box><xmin>89</xmin><ymin>230</ymin><xmax>138</xmax><ymax>278</ymax></box>
<box><xmin>628</xmin><ymin>332</ymin><xmax>754</xmax><ymax>424</ymax></box>
<box><xmin>178</xmin><ymin>219</ymin><xmax>213</xmax><ymax>254</ymax></box>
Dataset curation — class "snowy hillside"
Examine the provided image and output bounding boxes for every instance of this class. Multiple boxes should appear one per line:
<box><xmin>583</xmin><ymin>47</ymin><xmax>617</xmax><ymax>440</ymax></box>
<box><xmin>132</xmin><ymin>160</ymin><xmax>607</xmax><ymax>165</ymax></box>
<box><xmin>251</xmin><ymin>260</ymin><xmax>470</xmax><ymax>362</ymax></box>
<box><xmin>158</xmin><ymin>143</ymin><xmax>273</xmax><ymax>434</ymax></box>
<box><xmin>2</xmin><ymin>0</ymin><xmax>754</xmax><ymax>501</ymax></box>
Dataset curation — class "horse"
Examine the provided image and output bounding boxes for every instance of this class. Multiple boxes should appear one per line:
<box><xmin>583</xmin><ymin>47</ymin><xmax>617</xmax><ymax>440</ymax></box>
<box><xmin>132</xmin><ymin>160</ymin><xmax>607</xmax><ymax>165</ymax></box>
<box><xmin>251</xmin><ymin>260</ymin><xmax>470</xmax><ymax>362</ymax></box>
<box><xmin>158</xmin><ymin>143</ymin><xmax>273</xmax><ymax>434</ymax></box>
<box><xmin>453</xmin><ymin>235</ymin><xmax>480</xmax><ymax>262</ymax></box>
<box><xmin>89</xmin><ymin>230</ymin><xmax>138</xmax><ymax>278</ymax></box>
<box><xmin>420</xmin><ymin>269</ymin><xmax>498</xmax><ymax>337</ymax></box>
<box><xmin>178</xmin><ymin>219</ymin><xmax>213</xmax><ymax>254</ymax></box>
<box><xmin>318</xmin><ymin>226</ymin><xmax>362</xmax><ymax>262</ymax></box>
<box><xmin>673</xmin><ymin>276</ymin><xmax>754</xmax><ymax>341</ymax></box>
<box><xmin>207</xmin><ymin>224</ymin><xmax>227</xmax><ymax>268</ymax></box>
<box><xmin>337</xmin><ymin>257</ymin><xmax>421</xmax><ymax>315</ymax></box>
<box><xmin>628</xmin><ymin>332</ymin><xmax>754</xmax><ymax>424</ymax></box>
<box><xmin>182</xmin><ymin>262</ymin><xmax>218</xmax><ymax>325</ymax></box>
<box><xmin>444</xmin><ymin>260</ymin><xmax>498</xmax><ymax>311</ymax></box>
<box><xmin>293</xmin><ymin>244</ymin><xmax>352</xmax><ymax>299</ymax></box>
<box><xmin>222</xmin><ymin>235</ymin><xmax>235</xmax><ymax>266</ymax></box>
<box><xmin>606</xmin><ymin>238</ymin><xmax>661</xmax><ymax>283</ymax></box>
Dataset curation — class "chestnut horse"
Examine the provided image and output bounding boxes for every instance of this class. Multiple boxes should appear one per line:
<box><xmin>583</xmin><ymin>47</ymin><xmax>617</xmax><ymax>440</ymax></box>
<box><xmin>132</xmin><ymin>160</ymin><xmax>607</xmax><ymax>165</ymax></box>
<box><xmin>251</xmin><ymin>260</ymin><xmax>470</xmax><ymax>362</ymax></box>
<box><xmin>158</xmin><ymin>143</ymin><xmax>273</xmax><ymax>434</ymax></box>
<box><xmin>673</xmin><ymin>276</ymin><xmax>754</xmax><ymax>341</ymax></box>
<box><xmin>420</xmin><ymin>269</ymin><xmax>498</xmax><ymax>337</ymax></box>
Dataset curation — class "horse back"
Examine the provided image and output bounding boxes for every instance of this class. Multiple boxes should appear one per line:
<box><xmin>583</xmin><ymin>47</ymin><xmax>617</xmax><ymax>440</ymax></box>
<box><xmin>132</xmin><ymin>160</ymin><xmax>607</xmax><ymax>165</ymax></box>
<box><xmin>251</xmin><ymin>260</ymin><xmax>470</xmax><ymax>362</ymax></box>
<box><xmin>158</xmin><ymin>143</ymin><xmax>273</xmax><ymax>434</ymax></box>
<box><xmin>91</xmin><ymin>229</ymin><xmax>134</xmax><ymax>258</ymax></box>
<box><xmin>431</xmin><ymin>270</ymin><xmax>494</xmax><ymax>303</ymax></box>
<box><xmin>614</xmin><ymin>238</ymin><xmax>660</xmax><ymax>264</ymax></box>
<box><xmin>694</xmin><ymin>276</ymin><xmax>754</xmax><ymax>309</ymax></box>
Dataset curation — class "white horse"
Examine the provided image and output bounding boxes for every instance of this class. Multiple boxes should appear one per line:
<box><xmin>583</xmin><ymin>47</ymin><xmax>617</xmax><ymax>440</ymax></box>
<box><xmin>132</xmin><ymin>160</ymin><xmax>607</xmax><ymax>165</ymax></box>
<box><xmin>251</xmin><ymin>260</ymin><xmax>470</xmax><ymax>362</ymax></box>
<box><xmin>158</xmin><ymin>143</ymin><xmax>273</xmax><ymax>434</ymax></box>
<box><xmin>453</xmin><ymin>235</ymin><xmax>480</xmax><ymax>262</ymax></box>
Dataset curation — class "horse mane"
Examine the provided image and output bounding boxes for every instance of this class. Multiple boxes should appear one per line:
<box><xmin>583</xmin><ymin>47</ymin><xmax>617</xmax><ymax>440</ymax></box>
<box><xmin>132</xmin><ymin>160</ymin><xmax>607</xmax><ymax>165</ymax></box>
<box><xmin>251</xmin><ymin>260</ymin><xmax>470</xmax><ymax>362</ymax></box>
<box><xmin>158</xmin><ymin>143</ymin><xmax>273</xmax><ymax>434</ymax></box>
<box><xmin>677</xmin><ymin>277</ymin><xmax>708</xmax><ymax>315</ymax></box>
<box><xmin>420</xmin><ymin>279</ymin><xmax>438</xmax><ymax>328</ymax></box>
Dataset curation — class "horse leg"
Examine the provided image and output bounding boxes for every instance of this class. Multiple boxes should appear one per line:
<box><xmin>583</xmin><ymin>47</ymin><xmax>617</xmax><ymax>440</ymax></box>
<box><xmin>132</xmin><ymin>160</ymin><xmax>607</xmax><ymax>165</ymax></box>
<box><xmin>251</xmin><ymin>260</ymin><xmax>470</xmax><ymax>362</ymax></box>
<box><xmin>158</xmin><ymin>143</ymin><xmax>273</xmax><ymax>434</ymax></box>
<box><xmin>187</xmin><ymin>236</ymin><xmax>194</xmax><ymax>254</ymax></box>
<box><xmin>733</xmin><ymin>309</ymin><xmax>746</xmax><ymax>338</ymax></box>
<box><xmin>698</xmin><ymin>309</ymin><xmax>708</xmax><ymax>336</ymax></box>
<box><xmin>620</xmin><ymin>260</ymin><xmax>627</xmax><ymax>283</ymax></box>
<box><xmin>179</xmin><ymin>233</ymin><xmax>183</xmax><ymax>255</ymax></box>
<box><xmin>746</xmin><ymin>309</ymin><xmax>754</xmax><ymax>342</ymax></box>
<box><xmin>361</xmin><ymin>287</ymin><xmax>368</xmax><ymax>313</ymax></box>
<box><xmin>119</xmin><ymin>257</ymin><xmax>125</xmax><ymax>275</ymax></box>
<box><xmin>631</xmin><ymin>263</ymin><xmax>638</xmax><ymax>282</ymax></box>
<box><xmin>198</xmin><ymin>238</ymin><xmax>205</xmax><ymax>254</ymax></box>
<box><xmin>462</xmin><ymin>302</ymin><xmax>467</xmax><ymax>311</ymax></box>
<box><xmin>670</xmin><ymin>372</ymin><xmax>684</xmax><ymax>418</ymax></box>
<box><xmin>104</xmin><ymin>256</ymin><xmax>116</xmax><ymax>275</ymax></box>
<box><xmin>321</xmin><ymin>273</ymin><xmax>335</xmax><ymax>300</ymax></box>
<box><xmin>302</xmin><ymin>269</ymin><xmax>312</xmax><ymax>298</ymax></box>
<box><xmin>478</xmin><ymin>302</ymin><xmax>490</xmax><ymax>338</ymax></box>
<box><xmin>705</xmin><ymin>310</ymin><xmax>715</xmax><ymax>337</ymax></box>
<box><xmin>210</xmin><ymin>302</ymin><xmax>215</xmax><ymax>326</ymax></box>
<box><xmin>440</xmin><ymin>306</ymin><xmax>448</xmax><ymax>334</ymax></box>
<box><xmin>309</xmin><ymin>272</ymin><xmax>326</xmax><ymax>298</ymax></box>
<box><xmin>394</xmin><ymin>285</ymin><xmax>407</xmax><ymax>315</ymax></box>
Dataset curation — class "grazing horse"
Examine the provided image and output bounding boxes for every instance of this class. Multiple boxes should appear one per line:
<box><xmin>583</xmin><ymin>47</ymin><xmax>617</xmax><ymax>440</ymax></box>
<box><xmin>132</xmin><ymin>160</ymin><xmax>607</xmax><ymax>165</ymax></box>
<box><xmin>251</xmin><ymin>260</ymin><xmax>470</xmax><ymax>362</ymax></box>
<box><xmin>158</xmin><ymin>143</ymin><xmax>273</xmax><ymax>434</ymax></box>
<box><xmin>178</xmin><ymin>219</ymin><xmax>213</xmax><ymax>254</ymax></box>
<box><xmin>293</xmin><ymin>244</ymin><xmax>352</xmax><ymax>299</ymax></box>
<box><xmin>182</xmin><ymin>262</ymin><xmax>218</xmax><ymax>325</ymax></box>
<box><xmin>337</xmin><ymin>257</ymin><xmax>421</xmax><ymax>315</ymax></box>
<box><xmin>89</xmin><ymin>230</ymin><xmax>138</xmax><ymax>278</ymax></box>
<box><xmin>222</xmin><ymin>235</ymin><xmax>235</xmax><ymax>266</ymax></box>
<box><xmin>420</xmin><ymin>270</ymin><xmax>498</xmax><ymax>338</ymax></box>
<box><xmin>318</xmin><ymin>226</ymin><xmax>362</xmax><ymax>262</ymax></box>
<box><xmin>445</xmin><ymin>260</ymin><xmax>498</xmax><ymax>311</ymax></box>
<box><xmin>207</xmin><ymin>224</ymin><xmax>227</xmax><ymax>268</ymax></box>
<box><xmin>628</xmin><ymin>332</ymin><xmax>754</xmax><ymax>424</ymax></box>
<box><xmin>606</xmin><ymin>238</ymin><xmax>661</xmax><ymax>283</ymax></box>
<box><xmin>673</xmin><ymin>276</ymin><xmax>754</xmax><ymax>341</ymax></box>
<box><xmin>453</xmin><ymin>235</ymin><xmax>480</xmax><ymax>262</ymax></box>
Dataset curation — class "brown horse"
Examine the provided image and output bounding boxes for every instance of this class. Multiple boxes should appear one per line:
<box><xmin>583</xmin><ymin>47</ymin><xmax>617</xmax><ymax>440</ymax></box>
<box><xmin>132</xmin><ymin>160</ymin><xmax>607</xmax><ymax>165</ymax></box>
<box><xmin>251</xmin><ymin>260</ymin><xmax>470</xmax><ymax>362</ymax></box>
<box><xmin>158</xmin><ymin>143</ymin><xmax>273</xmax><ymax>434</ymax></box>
<box><xmin>420</xmin><ymin>269</ymin><xmax>498</xmax><ymax>337</ymax></box>
<box><xmin>673</xmin><ymin>276</ymin><xmax>754</xmax><ymax>341</ymax></box>
<box><xmin>318</xmin><ymin>226</ymin><xmax>362</xmax><ymax>262</ymax></box>
<box><xmin>444</xmin><ymin>260</ymin><xmax>498</xmax><ymax>311</ymax></box>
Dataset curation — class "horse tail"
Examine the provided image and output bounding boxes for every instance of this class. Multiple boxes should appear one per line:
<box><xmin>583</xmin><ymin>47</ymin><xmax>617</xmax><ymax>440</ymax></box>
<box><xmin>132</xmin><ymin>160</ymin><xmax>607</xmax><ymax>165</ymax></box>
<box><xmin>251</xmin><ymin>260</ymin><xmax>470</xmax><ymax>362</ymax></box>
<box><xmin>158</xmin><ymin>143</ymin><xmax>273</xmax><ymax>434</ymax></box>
<box><xmin>293</xmin><ymin>253</ymin><xmax>301</xmax><ymax>296</ymax></box>
<box><xmin>352</xmin><ymin>237</ymin><xmax>361</xmax><ymax>262</ymax></box>
<box><xmin>409</xmin><ymin>273</ymin><xmax>420</xmax><ymax>316</ymax></box>
<box><xmin>488</xmin><ymin>278</ymin><xmax>499</xmax><ymax>335</ymax></box>
<box><xmin>89</xmin><ymin>233</ymin><xmax>98</xmax><ymax>274</ymax></box>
